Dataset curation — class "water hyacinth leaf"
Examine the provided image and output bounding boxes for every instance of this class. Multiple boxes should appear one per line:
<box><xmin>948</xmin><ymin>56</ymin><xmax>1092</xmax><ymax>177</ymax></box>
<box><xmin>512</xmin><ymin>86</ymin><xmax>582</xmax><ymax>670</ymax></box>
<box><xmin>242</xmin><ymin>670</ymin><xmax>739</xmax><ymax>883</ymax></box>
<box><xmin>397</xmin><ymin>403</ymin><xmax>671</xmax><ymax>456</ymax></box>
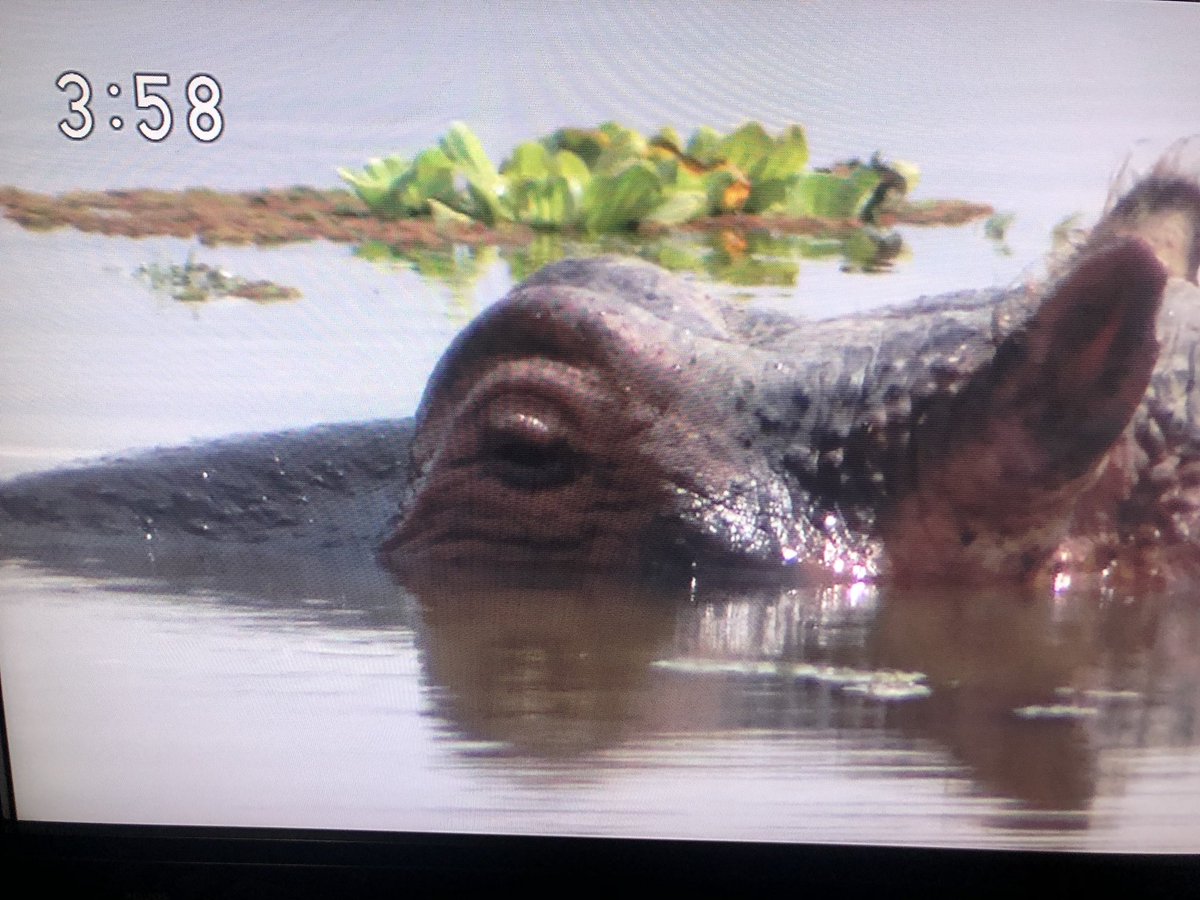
<box><xmin>464</xmin><ymin>180</ymin><xmax>511</xmax><ymax>226</ymax></box>
<box><xmin>583</xmin><ymin>163</ymin><xmax>663</xmax><ymax>233</ymax></box>
<box><xmin>686</xmin><ymin>126</ymin><xmax>724</xmax><ymax>166</ymax></box>
<box><xmin>666</xmin><ymin>158</ymin><xmax>708</xmax><ymax>192</ymax></box>
<box><xmin>427</xmin><ymin>198</ymin><xmax>472</xmax><ymax>225</ymax></box>
<box><xmin>391</xmin><ymin>147</ymin><xmax>458</xmax><ymax>214</ymax></box>
<box><xmin>591</xmin><ymin>143</ymin><xmax>646</xmax><ymax>178</ymax></box>
<box><xmin>338</xmin><ymin>121</ymin><xmax>936</xmax><ymax>239</ymax></box>
<box><xmin>440</xmin><ymin>122</ymin><xmax>501</xmax><ymax>192</ymax></box>
<box><xmin>598</xmin><ymin>121</ymin><xmax>647</xmax><ymax>152</ymax></box>
<box><xmin>337</xmin><ymin>155</ymin><xmax>411</xmax><ymax>215</ymax></box>
<box><xmin>704</xmin><ymin>169</ymin><xmax>751</xmax><ymax>214</ymax></box>
<box><xmin>545</xmin><ymin>127</ymin><xmax>613</xmax><ymax>165</ymax></box>
<box><xmin>755</xmin><ymin>124</ymin><xmax>809</xmax><ymax>181</ymax></box>
<box><xmin>504</xmin><ymin>141</ymin><xmax>554</xmax><ymax>180</ymax></box>
<box><xmin>784</xmin><ymin>169</ymin><xmax>881</xmax><ymax>220</ymax></box>
<box><xmin>553</xmin><ymin>150</ymin><xmax>591</xmax><ymax>193</ymax></box>
<box><xmin>644</xmin><ymin>189</ymin><xmax>708</xmax><ymax>226</ymax></box>
<box><xmin>508</xmin><ymin>176</ymin><xmax>574</xmax><ymax>229</ymax></box>
<box><xmin>719</xmin><ymin>122</ymin><xmax>773</xmax><ymax>177</ymax></box>
<box><xmin>745</xmin><ymin>177</ymin><xmax>792</xmax><ymax>214</ymax></box>
<box><xmin>592</xmin><ymin>122</ymin><xmax>650</xmax><ymax>175</ymax></box>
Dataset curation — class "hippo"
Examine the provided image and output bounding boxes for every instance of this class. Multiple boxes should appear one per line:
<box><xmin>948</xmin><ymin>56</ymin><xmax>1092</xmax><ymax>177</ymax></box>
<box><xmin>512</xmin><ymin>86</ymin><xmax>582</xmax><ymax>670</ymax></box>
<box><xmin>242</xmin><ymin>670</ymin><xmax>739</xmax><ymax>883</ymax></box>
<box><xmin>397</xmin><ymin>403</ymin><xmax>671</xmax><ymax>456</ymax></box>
<box><xmin>384</xmin><ymin>158</ymin><xmax>1200</xmax><ymax>589</ymax></box>
<box><xmin>2</xmin><ymin>157</ymin><xmax>1200</xmax><ymax>594</ymax></box>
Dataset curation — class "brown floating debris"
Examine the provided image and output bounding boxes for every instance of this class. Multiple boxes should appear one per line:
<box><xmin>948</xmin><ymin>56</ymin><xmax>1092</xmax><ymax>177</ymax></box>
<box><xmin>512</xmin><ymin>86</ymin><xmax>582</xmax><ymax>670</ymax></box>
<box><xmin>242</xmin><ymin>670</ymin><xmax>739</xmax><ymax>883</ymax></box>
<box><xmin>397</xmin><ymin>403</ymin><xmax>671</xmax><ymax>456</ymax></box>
<box><xmin>0</xmin><ymin>185</ymin><xmax>991</xmax><ymax>249</ymax></box>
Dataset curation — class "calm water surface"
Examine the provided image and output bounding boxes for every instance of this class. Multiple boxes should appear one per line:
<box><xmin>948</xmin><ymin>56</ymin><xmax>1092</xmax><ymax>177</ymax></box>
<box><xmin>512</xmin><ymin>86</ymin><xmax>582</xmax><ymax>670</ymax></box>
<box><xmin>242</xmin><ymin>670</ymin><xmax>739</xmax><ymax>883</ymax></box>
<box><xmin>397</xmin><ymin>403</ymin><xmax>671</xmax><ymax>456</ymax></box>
<box><xmin>1</xmin><ymin>0</ymin><xmax>1199</xmax><ymax>850</ymax></box>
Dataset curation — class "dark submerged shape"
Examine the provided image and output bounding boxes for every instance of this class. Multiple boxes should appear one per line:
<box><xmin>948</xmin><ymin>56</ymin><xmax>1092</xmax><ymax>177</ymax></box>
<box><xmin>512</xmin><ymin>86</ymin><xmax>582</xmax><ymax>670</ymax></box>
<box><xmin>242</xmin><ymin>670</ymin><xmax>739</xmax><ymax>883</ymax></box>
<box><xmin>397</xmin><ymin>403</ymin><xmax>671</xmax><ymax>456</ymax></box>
<box><xmin>385</xmin><ymin>161</ymin><xmax>1200</xmax><ymax>588</ymax></box>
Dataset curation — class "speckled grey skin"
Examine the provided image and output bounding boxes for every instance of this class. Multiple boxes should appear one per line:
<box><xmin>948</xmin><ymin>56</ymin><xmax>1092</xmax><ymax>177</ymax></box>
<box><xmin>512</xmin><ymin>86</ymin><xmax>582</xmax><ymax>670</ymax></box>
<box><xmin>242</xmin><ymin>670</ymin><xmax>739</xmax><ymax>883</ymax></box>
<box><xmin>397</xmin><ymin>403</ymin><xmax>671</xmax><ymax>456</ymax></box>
<box><xmin>4</xmin><ymin>167</ymin><xmax>1200</xmax><ymax>589</ymax></box>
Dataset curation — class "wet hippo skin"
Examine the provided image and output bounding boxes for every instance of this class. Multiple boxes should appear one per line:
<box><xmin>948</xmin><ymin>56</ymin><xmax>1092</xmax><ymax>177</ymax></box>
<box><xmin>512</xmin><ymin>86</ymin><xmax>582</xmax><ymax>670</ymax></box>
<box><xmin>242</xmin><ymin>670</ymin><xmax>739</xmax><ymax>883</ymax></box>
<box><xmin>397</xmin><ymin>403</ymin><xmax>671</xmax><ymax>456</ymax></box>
<box><xmin>3</xmin><ymin>160</ymin><xmax>1200</xmax><ymax>591</ymax></box>
<box><xmin>386</xmin><ymin>161</ymin><xmax>1200</xmax><ymax>588</ymax></box>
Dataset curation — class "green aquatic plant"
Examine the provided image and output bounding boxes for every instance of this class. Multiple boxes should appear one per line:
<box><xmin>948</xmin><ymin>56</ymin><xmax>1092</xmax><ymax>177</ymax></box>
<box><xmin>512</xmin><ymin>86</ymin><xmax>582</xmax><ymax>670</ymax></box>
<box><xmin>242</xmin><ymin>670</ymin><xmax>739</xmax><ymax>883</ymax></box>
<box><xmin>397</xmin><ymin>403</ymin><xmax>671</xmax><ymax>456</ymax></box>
<box><xmin>136</xmin><ymin>254</ymin><xmax>301</xmax><ymax>303</ymax></box>
<box><xmin>984</xmin><ymin>211</ymin><xmax>1016</xmax><ymax>256</ymax></box>
<box><xmin>339</xmin><ymin>121</ymin><xmax>917</xmax><ymax>235</ymax></box>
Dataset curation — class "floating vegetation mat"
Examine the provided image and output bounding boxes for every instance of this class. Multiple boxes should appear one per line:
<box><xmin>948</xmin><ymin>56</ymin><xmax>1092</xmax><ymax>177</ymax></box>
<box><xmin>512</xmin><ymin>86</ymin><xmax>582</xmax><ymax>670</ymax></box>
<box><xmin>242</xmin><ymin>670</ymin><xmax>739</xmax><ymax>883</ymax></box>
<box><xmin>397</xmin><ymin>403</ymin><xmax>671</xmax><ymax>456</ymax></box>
<box><xmin>0</xmin><ymin>121</ymin><xmax>992</xmax><ymax>289</ymax></box>
<box><xmin>339</xmin><ymin>121</ymin><xmax>951</xmax><ymax>233</ymax></box>
<box><xmin>137</xmin><ymin>258</ymin><xmax>301</xmax><ymax>303</ymax></box>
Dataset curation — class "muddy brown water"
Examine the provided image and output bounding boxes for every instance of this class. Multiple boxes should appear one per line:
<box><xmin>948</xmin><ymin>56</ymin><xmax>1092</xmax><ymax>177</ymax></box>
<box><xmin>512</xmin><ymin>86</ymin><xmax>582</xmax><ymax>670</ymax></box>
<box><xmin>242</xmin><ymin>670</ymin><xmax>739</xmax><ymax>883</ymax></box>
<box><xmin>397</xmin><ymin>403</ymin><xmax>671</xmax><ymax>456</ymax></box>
<box><xmin>3</xmin><ymin>556</ymin><xmax>1199</xmax><ymax>849</ymax></box>
<box><xmin>2</xmin><ymin>224</ymin><xmax>1199</xmax><ymax>850</ymax></box>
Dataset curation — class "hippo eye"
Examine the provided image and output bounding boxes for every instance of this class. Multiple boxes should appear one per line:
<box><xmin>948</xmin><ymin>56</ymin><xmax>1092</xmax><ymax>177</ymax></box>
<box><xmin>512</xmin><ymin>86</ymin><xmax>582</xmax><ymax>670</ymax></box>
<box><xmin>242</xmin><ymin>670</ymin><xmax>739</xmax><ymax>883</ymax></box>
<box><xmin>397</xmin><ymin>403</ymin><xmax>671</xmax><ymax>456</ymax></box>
<box><xmin>477</xmin><ymin>393</ymin><xmax>583</xmax><ymax>490</ymax></box>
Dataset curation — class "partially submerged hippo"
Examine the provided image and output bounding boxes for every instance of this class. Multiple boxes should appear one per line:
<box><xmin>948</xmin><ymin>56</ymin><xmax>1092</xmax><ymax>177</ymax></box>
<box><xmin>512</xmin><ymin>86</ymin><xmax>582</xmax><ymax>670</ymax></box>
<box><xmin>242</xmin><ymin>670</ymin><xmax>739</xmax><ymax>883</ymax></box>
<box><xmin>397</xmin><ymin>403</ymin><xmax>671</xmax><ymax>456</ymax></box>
<box><xmin>3</xmin><ymin>157</ymin><xmax>1200</xmax><ymax>593</ymax></box>
<box><xmin>385</xmin><ymin>158</ymin><xmax>1200</xmax><ymax>589</ymax></box>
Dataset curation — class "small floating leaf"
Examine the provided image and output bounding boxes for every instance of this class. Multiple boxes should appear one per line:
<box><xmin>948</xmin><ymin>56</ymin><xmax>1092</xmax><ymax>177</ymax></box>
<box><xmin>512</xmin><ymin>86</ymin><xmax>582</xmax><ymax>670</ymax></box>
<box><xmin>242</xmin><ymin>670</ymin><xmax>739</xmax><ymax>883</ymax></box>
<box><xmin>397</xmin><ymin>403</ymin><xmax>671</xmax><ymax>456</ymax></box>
<box><xmin>984</xmin><ymin>212</ymin><xmax>1015</xmax><ymax>241</ymax></box>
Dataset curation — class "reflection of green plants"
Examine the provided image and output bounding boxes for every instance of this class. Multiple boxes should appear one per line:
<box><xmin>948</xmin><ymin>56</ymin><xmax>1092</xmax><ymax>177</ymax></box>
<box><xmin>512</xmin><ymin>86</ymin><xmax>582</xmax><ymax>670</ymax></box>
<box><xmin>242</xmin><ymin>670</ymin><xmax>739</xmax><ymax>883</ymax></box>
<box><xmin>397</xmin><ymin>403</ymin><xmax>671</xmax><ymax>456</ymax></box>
<box><xmin>354</xmin><ymin>241</ymin><xmax>500</xmax><ymax>322</ymax></box>
<box><xmin>505</xmin><ymin>234</ymin><xmax>569</xmax><ymax>283</ymax></box>
<box><xmin>339</xmin><ymin>121</ymin><xmax>916</xmax><ymax>235</ymax></box>
<box><xmin>356</xmin><ymin>225</ymin><xmax>906</xmax><ymax>300</ymax></box>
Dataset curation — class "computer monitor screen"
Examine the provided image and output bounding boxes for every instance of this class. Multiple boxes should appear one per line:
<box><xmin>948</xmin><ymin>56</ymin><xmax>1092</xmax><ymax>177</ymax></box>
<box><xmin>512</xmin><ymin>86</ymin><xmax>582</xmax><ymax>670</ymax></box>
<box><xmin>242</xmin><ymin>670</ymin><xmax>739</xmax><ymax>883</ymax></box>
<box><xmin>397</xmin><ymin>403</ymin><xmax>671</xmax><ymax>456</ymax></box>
<box><xmin>1</xmin><ymin>0</ymin><xmax>1198</xmax><ymax>860</ymax></box>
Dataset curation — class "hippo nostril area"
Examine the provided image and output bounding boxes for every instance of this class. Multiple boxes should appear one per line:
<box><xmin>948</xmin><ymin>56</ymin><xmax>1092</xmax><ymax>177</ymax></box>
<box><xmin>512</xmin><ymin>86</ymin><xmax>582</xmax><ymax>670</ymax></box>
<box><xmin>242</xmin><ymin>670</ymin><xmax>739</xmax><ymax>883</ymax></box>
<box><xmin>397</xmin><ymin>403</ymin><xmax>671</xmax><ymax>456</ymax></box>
<box><xmin>477</xmin><ymin>394</ymin><xmax>583</xmax><ymax>490</ymax></box>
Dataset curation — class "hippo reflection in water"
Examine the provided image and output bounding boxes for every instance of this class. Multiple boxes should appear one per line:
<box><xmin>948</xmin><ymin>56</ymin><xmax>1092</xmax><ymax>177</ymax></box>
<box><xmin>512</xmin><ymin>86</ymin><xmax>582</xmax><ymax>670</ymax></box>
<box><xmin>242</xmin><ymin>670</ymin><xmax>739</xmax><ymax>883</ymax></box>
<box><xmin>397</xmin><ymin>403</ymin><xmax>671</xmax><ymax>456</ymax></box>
<box><xmin>3</xmin><ymin>158</ymin><xmax>1200</xmax><ymax>594</ymax></box>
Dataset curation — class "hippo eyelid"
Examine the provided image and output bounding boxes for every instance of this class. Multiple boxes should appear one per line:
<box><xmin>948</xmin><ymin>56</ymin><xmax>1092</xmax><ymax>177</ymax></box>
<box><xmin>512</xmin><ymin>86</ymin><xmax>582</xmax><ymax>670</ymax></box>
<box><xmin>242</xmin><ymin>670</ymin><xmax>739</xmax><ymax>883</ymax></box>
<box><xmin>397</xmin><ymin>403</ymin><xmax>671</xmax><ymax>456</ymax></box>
<box><xmin>477</xmin><ymin>394</ymin><xmax>575</xmax><ymax>453</ymax></box>
<box><xmin>475</xmin><ymin>403</ymin><xmax>585</xmax><ymax>491</ymax></box>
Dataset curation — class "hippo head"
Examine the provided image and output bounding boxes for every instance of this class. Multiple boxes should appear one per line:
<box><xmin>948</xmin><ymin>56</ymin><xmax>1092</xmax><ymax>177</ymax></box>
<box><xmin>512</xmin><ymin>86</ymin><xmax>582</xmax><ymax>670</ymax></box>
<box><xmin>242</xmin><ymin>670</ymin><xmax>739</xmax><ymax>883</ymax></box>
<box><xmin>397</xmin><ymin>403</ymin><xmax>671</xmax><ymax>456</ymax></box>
<box><xmin>381</xmin><ymin>258</ymin><xmax>805</xmax><ymax>577</ymax></box>
<box><xmin>383</xmin><ymin>167</ymin><xmax>1200</xmax><ymax>588</ymax></box>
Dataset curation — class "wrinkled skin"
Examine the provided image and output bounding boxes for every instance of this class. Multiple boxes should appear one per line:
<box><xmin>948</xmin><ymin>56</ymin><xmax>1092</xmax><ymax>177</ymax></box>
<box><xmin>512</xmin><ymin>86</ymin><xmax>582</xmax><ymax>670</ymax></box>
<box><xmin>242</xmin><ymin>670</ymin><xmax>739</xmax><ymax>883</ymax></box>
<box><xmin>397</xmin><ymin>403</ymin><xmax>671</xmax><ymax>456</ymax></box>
<box><xmin>385</xmin><ymin>163</ymin><xmax>1200</xmax><ymax>589</ymax></box>
<box><xmin>3</xmin><ymin>162</ymin><xmax>1200</xmax><ymax>593</ymax></box>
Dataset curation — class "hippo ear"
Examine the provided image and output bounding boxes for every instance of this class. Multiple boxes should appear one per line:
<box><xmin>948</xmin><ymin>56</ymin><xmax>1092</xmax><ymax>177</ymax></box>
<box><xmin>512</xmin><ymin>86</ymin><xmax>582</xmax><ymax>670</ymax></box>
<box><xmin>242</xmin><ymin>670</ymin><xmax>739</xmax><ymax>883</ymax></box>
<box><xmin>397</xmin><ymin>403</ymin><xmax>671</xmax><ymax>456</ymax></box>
<box><xmin>889</xmin><ymin>238</ymin><xmax>1167</xmax><ymax>582</ymax></box>
<box><xmin>983</xmin><ymin>238</ymin><xmax>1167</xmax><ymax>480</ymax></box>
